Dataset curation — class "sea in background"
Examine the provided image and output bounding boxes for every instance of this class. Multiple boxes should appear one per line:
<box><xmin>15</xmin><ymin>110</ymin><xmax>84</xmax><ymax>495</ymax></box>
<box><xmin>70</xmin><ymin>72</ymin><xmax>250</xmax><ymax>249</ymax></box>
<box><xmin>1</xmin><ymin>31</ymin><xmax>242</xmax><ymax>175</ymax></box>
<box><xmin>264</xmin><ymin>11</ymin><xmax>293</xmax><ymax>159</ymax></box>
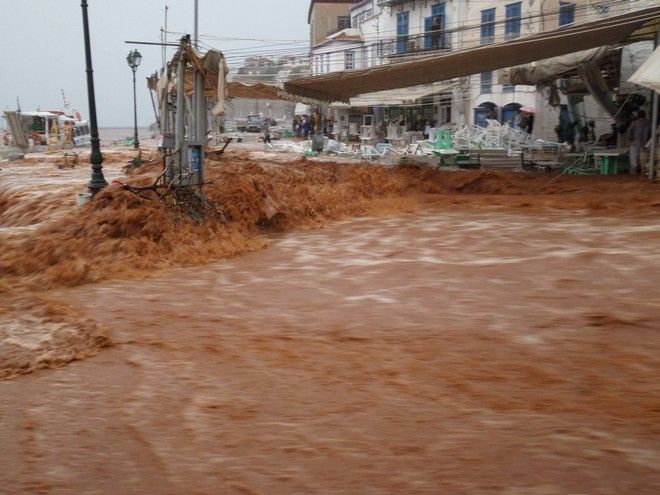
<box><xmin>99</xmin><ymin>127</ymin><xmax>153</xmax><ymax>147</ymax></box>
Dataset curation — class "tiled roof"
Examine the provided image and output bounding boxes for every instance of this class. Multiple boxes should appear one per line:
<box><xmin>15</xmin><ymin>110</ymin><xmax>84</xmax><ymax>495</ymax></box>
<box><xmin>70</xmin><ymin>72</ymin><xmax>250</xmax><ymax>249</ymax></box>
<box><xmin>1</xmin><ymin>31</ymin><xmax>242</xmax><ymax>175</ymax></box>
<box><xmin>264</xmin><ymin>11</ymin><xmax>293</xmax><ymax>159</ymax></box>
<box><xmin>313</xmin><ymin>28</ymin><xmax>363</xmax><ymax>48</ymax></box>
<box><xmin>331</xmin><ymin>32</ymin><xmax>362</xmax><ymax>41</ymax></box>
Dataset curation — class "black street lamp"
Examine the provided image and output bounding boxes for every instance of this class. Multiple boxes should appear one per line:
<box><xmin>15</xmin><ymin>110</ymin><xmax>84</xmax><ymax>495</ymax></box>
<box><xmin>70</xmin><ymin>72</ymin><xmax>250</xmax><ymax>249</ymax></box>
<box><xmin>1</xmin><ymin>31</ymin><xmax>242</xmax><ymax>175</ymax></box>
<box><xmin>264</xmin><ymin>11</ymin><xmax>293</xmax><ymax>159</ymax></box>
<box><xmin>81</xmin><ymin>0</ymin><xmax>107</xmax><ymax>195</ymax></box>
<box><xmin>126</xmin><ymin>49</ymin><xmax>142</xmax><ymax>149</ymax></box>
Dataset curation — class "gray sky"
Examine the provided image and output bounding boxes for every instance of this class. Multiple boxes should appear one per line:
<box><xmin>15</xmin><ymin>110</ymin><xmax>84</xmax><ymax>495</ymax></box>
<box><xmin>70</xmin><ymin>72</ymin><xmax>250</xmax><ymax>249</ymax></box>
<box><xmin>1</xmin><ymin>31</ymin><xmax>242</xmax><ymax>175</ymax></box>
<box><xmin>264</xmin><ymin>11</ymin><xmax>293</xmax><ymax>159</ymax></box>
<box><xmin>0</xmin><ymin>0</ymin><xmax>310</xmax><ymax>127</ymax></box>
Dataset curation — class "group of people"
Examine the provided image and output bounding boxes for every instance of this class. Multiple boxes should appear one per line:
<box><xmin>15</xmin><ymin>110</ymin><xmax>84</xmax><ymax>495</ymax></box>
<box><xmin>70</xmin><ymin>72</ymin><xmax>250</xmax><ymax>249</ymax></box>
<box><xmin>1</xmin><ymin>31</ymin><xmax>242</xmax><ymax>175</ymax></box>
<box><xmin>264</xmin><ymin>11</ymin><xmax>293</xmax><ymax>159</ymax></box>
<box><xmin>292</xmin><ymin>114</ymin><xmax>321</xmax><ymax>138</ymax></box>
<box><xmin>292</xmin><ymin>116</ymin><xmax>311</xmax><ymax>138</ymax></box>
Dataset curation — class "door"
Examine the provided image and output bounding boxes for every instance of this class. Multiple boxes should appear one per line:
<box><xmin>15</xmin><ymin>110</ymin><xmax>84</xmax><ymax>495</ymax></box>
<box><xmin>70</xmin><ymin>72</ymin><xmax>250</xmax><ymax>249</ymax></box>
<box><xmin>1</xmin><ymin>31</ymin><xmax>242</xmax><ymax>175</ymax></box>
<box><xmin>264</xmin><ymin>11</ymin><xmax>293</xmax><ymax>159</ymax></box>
<box><xmin>501</xmin><ymin>106</ymin><xmax>519</xmax><ymax>126</ymax></box>
<box><xmin>424</xmin><ymin>16</ymin><xmax>433</xmax><ymax>49</ymax></box>
<box><xmin>425</xmin><ymin>3</ymin><xmax>446</xmax><ymax>50</ymax></box>
<box><xmin>396</xmin><ymin>12</ymin><xmax>409</xmax><ymax>54</ymax></box>
<box><xmin>474</xmin><ymin>107</ymin><xmax>488</xmax><ymax>128</ymax></box>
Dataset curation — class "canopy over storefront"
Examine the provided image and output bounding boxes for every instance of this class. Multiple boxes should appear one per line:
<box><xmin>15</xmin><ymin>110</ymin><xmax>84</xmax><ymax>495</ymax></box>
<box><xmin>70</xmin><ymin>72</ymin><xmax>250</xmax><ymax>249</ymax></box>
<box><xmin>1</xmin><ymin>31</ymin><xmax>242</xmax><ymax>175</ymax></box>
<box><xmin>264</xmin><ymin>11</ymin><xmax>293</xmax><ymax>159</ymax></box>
<box><xmin>284</xmin><ymin>6</ymin><xmax>660</xmax><ymax>103</ymax></box>
<box><xmin>146</xmin><ymin>44</ymin><xmax>300</xmax><ymax>116</ymax></box>
<box><xmin>348</xmin><ymin>80</ymin><xmax>458</xmax><ymax>107</ymax></box>
<box><xmin>226</xmin><ymin>82</ymin><xmax>283</xmax><ymax>100</ymax></box>
<box><xmin>506</xmin><ymin>47</ymin><xmax>610</xmax><ymax>86</ymax></box>
<box><xmin>628</xmin><ymin>45</ymin><xmax>660</xmax><ymax>93</ymax></box>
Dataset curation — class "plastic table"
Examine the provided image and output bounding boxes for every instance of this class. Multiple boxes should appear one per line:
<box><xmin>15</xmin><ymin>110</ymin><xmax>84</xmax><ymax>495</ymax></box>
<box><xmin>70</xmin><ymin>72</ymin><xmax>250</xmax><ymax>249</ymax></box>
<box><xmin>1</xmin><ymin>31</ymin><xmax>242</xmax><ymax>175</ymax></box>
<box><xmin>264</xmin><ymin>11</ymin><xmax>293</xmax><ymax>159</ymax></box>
<box><xmin>593</xmin><ymin>150</ymin><xmax>624</xmax><ymax>175</ymax></box>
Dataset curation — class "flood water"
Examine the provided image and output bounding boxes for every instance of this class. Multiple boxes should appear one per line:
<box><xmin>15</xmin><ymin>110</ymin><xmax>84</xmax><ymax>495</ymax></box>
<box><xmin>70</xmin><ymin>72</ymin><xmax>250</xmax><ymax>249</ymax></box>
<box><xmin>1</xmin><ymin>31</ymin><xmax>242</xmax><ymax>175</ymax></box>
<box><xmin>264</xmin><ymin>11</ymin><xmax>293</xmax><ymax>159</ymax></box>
<box><xmin>2</xmin><ymin>208</ymin><xmax>659</xmax><ymax>494</ymax></box>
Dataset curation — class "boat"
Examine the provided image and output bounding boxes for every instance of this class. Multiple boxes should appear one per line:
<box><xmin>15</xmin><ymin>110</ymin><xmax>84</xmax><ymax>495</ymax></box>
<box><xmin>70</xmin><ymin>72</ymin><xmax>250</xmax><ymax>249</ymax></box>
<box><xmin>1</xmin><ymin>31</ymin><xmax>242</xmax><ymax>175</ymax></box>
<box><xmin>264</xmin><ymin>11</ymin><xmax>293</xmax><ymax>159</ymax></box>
<box><xmin>3</xmin><ymin>109</ymin><xmax>91</xmax><ymax>152</ymax></box>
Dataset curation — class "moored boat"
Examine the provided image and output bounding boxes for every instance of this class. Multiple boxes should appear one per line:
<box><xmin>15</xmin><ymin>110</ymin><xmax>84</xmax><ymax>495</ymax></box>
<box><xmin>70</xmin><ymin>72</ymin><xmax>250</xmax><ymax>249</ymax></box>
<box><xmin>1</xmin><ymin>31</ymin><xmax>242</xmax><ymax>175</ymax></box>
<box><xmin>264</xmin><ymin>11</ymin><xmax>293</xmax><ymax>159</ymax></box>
<box><xmin>3</xmin><ymin>109</ymin><xmax>91</xmax><ymax>152</ymax></box>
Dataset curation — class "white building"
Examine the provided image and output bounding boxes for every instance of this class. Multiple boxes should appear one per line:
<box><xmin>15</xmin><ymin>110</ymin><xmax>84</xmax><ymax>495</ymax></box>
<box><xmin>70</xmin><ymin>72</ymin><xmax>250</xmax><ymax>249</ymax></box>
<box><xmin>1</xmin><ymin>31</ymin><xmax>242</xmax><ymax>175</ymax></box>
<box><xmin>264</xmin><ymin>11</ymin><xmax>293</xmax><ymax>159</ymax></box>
<box><xmin>308</xmin><ymin>0</ymin><xmax>654</xmax><ymax>141</ymax></box>
<box><xmin>312</xmin><ymin>29</ymin><xmax>364</xmax><ymax>75</ymax></box>
<box><xmin>310</xmin><ymin>1</ymin><xmax>459</xmax><ymax>136</ymax></box>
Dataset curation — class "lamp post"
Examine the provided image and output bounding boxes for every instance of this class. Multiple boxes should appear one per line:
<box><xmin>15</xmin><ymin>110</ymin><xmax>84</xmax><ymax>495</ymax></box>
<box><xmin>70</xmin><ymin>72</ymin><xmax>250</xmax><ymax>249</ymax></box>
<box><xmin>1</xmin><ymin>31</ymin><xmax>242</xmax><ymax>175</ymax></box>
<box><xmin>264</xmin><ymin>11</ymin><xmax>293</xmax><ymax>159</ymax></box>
<box><xmin>80</xmin><ymin>0</ymin><xmax>107</xmax><ymax>195</ymax></box>
<box><xmin>126</xmin><ymin>49</ymin><xmax>142</xmax><ymax>149</ymax></box>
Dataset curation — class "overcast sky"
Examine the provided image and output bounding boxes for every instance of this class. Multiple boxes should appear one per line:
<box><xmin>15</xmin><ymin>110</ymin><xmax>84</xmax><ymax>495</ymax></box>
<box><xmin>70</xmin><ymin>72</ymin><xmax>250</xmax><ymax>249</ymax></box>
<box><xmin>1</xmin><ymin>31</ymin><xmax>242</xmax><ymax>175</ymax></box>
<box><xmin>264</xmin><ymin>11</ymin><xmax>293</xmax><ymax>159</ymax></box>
<box><xmin>0</xmin><ymin>0</ymin><xmax>310</xmax><ymax>127</ymax></box>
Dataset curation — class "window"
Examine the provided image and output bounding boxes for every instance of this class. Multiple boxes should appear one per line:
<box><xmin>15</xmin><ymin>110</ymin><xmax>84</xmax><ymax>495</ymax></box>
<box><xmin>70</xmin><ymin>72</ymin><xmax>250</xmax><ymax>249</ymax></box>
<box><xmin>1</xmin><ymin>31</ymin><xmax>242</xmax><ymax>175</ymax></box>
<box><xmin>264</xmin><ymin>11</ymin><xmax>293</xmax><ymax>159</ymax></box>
<box><xmin>325</xmin><ymin>53</ymin><xmax>330</xmax><ymax>73</ymax></box>
<box><xmin>396</xmin><ymin>11</ymin><xmax>409</xmax><ymax>54</ymax></box>
<box><xmin>372</xmin><ymin>44</ymin><xmax>379</xmax><ymax>65</ymax></box>
<box><xmin>353</xmin><ymin>8</ymin><xmax>374</xmax><ymax>26</ymax></box>
<box><xmin>505</xmin><ymin>2</ymin><xmax>521</xmax><ymax>39</ymax></box>
<box><xmin>503</xmin><ymin>83</ymin><xmax>515</xmax><ymax>93</ymax></box>
<box><xmin>480</xmin><ymin>71</ymin><xmax>492</xmax><ymax>94</ymax></box>
<box><xmin>481</xmin><ymin>8</ymin><xmax>496</xmax><ymax>45</ymax></box>
<box><xmin>338</xmin><ymin>16</ymin><xmax>351</xmax><ymax>30</ymax></box>
<box><xmin>344</xmin><ymin>50</ymin><xmax>355</xmax><ymax>70</ymax></box>
<box><xmin>425</xmin><ymin>2</ymin><xmax>446</xmax><ymax>50</ymax></box>
<box><xmin>559</xmin><ymin>2</ymin><xmax>575</xmax><ymax>27</ymax></box>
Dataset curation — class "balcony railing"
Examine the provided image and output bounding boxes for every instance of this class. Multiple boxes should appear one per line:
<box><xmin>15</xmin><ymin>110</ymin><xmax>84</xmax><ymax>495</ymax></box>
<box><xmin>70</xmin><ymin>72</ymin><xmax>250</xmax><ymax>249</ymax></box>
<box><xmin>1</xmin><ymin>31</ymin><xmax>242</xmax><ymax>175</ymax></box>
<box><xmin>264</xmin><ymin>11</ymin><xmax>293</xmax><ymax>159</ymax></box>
<box><xmin>387</xmin><ymin>30</ymin><xmax>451</xmax><ymax>58</ymax></box>
<box><xmin>377</xmin><ymin>0</ymin><xmax>410</xmax><ymax>6</ymax></box>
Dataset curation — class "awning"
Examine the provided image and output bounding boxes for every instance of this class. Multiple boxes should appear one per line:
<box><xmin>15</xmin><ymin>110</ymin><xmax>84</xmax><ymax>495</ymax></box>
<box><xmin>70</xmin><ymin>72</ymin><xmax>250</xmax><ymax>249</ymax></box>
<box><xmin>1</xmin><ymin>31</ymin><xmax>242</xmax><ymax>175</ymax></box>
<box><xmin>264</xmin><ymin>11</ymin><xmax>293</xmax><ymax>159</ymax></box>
<box><xmin>348</xmin><ymin>80</ymin><xmax>457</xmax><ymax>107</ymax></box>
<box><xmin>628</xmin><ymin>45</ymin><xmax>660</xmax><ymax>93</ymax></box>
<box><xmin>506</xmin><ymin>46</ymin><xmax>610</xmax><ymax>86</ymax></box>
<box><xmin>284</xmin><ymin>6</ymin><xmax>660</xmax><ymax>103</ymax></box>
<box><xmin>226</xmin><ymin>82</ymin><xmax>283</xmax><ymax>100</ymax></box>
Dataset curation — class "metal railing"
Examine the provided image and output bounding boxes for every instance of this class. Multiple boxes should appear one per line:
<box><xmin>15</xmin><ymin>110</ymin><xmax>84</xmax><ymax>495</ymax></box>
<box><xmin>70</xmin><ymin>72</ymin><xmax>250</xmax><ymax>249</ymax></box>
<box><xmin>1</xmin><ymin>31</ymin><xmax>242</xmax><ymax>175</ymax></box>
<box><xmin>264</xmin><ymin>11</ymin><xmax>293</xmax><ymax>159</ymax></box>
<box><xmin>386</xmin><ymin>30</ymin><xmax>451</xmax><ymax>58</ymax></box>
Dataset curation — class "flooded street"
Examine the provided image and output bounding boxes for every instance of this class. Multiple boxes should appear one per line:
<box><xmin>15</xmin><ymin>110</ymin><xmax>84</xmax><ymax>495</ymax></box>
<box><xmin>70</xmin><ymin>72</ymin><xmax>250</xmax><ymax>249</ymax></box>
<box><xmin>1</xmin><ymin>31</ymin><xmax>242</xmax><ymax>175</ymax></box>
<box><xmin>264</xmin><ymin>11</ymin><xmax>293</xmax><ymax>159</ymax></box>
<box><xmin>4</xmin><ymin>0</ymin><xmax>660</xmax><ymax>491</ymax></box>
<box><xmin>2</xmin><ymin>207</ymin><xmax>659</xmax><ymax>494</ymax></box>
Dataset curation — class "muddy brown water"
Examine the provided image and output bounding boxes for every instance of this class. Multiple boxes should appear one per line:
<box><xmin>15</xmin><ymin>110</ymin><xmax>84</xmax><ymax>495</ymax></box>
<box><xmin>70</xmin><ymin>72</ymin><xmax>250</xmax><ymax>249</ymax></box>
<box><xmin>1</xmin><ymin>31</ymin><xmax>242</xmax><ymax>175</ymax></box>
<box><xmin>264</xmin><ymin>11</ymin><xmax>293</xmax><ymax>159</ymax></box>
<box><xmin>1</xmin><ymin>207</ymin><xmax>659</xmax><ymax>494</ymax></box>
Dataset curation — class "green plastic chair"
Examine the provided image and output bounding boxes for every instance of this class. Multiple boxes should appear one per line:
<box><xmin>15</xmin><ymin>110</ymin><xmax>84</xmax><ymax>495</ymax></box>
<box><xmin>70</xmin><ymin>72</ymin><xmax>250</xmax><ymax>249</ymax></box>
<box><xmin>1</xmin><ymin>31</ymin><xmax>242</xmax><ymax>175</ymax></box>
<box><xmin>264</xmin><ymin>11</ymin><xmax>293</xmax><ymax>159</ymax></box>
<box><xmin>434</xmin><ymin>129</ymin><xmax>453</xmax><ymax>150</ymax></box>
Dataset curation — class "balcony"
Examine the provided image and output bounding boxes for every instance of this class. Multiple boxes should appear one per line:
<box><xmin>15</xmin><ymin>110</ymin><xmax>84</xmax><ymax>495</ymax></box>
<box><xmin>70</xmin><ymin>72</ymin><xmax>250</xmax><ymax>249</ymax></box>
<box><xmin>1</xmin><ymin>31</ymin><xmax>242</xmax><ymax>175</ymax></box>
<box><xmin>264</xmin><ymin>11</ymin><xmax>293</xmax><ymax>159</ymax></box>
<box><xmin>378</xmin><ymin>0</ymin><xmax>410</xmax><ymax>6</ymax></box>
<box><xmin>387</xmin><ymin>31</ymin><xmax>451</xmax><ymax>59</ymax></box>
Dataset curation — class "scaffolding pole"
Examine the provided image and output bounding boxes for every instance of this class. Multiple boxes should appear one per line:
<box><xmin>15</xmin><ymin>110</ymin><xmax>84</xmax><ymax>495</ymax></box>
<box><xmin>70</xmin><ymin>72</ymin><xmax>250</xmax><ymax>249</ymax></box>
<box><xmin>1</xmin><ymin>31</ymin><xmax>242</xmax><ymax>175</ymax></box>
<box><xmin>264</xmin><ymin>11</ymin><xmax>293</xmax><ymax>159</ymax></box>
<box><xmin>175</xmin><ymin>46</ymin><xmax>187</xmax><ymax>184</ymax></box>
<box><xmin>649</xmin><ymin>29</ymin><xmax>659</xmax><ymax>180</ymax></box>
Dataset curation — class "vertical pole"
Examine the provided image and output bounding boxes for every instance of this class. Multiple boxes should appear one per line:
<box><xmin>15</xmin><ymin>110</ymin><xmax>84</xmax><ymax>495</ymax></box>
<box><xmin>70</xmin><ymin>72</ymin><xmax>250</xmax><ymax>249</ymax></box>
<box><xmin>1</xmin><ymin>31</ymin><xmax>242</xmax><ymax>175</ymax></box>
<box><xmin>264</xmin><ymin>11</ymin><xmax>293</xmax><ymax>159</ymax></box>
<box><xmin>161</xmin><ymin>27</ymin><xmax>165</xmax><ymax>69</ymax></box>
<box><xmin>149</xmin><ymin>82</ymin><xmax>159</xmax><ymax>127</ymax></box>
<box><xmin>163</xmin><ymin>89</ymin><xmax>173</xmax><ymax>183</ymax></box>
<box><xmin>176</xmin><ymin>45</ymin><xmax>187</xmax><ymax>183</ymax></box>
<box><xmin>194</xmin><ymin>0</ymin><xmax>199</xmax><ymax>50</ymax></box>
<box><xmin>195</xmin><ymin>69</ymin><xmax>205</xmax><ymax>187</ymax></box>
<box><xmin>648</xmin><ymin>29</ymin><xmax>659</xmax><ymax>180</ymax></box>
<box><xmin>191</xmin><ymin>71</ymin><xmax>199</xmax><ymax>141</ymax></box>
<box><xmin>132</xmin><ymin>68</ymin><xmax>140</xmax><ymax>149</ymax></box>
<box><xmin>81</xmin><ymin>0</ymin><xmax>107</xmax><ymax>195</ymax></box>
<box><xmin>196</xmin><ymin>71</ymin><xmax>206</xmax><ymax>141</ymax></box>
<box><xmin>164</xmin><ymin>5</ymin><xmax>169</xmax><ymax>65</ymax></box>
<box><xmin>161</xmin><ymin>78</ymin><xmax>169</xmax><ymax>135</ymax></box>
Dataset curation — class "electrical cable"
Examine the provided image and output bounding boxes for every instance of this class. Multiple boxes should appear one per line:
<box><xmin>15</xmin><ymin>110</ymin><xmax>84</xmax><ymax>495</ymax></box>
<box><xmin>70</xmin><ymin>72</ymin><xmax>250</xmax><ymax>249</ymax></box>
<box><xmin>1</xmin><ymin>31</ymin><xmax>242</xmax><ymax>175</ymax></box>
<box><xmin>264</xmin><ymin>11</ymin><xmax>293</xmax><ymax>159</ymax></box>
<box><xmin>200</xmin><ymin>0</ymin><xmax>638</xmax><ymax>72</ymax></box>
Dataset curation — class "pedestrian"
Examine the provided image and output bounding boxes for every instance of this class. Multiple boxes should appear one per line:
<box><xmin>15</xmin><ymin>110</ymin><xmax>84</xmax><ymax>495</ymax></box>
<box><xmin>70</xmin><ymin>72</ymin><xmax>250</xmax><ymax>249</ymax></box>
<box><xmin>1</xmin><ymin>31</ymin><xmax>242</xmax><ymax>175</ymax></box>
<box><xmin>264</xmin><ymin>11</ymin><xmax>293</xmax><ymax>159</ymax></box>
<box><xmin>423</xmin><ymin>119</ymin><xmax>432</xmax><ymax>140</ymax></box>
<box><xmin>430</xmin><ymin>16</ymin><xmax>442</xmax><ymax>49</ymax></box>
<box><xmin>626</xmin><ymin>110</ymin><xmax>651</xmax><ymax>175</ymax></box>
<box><xmin>262</xmin><ymin>120</ymin><xmax>271</xmax><ymax>144</ymax></box>
<box><xmin>303</xmin><ymin>116</ymin><xmax>311</xmax><ymax>138</ymax></box>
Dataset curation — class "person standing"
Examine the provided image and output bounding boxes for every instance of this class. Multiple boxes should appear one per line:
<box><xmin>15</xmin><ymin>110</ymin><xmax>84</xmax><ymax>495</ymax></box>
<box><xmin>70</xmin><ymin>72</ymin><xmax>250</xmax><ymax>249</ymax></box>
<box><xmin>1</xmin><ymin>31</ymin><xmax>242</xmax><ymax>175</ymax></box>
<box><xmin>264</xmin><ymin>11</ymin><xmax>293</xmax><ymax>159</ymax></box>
<box><xmin>430</xmin><ymin>16</ymin><xmax>442</xmax><ymax>50</ymax></box>
<box><xmin>262</xmin><ymin>120</ymin><xmax>271</xmax><ymax>144</ymax></box>
<box><xmin>302</xmin><ymin>116</ymin><xmax>310</xmax><ymax>138</ymax></box>
<box><xmin>626</xmin><ymin>110</ymin><xmax>651</xmax><ymax>175</ymax></box>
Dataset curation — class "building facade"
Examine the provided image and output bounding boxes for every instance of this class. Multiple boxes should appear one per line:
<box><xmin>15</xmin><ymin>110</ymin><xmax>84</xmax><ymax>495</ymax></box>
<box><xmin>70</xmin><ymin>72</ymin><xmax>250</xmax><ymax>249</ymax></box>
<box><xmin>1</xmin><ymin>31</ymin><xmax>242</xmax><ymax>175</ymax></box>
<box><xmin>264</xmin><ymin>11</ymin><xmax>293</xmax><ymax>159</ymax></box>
<box><xmin>307</xmin><ymin>0</ymin><xmax>653</xmax><ymax>141</ymax></box>
<box><xmin>309</xmin><ymin>0</ymin><xmax>361</xmax><ymax>46</ymax></box>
